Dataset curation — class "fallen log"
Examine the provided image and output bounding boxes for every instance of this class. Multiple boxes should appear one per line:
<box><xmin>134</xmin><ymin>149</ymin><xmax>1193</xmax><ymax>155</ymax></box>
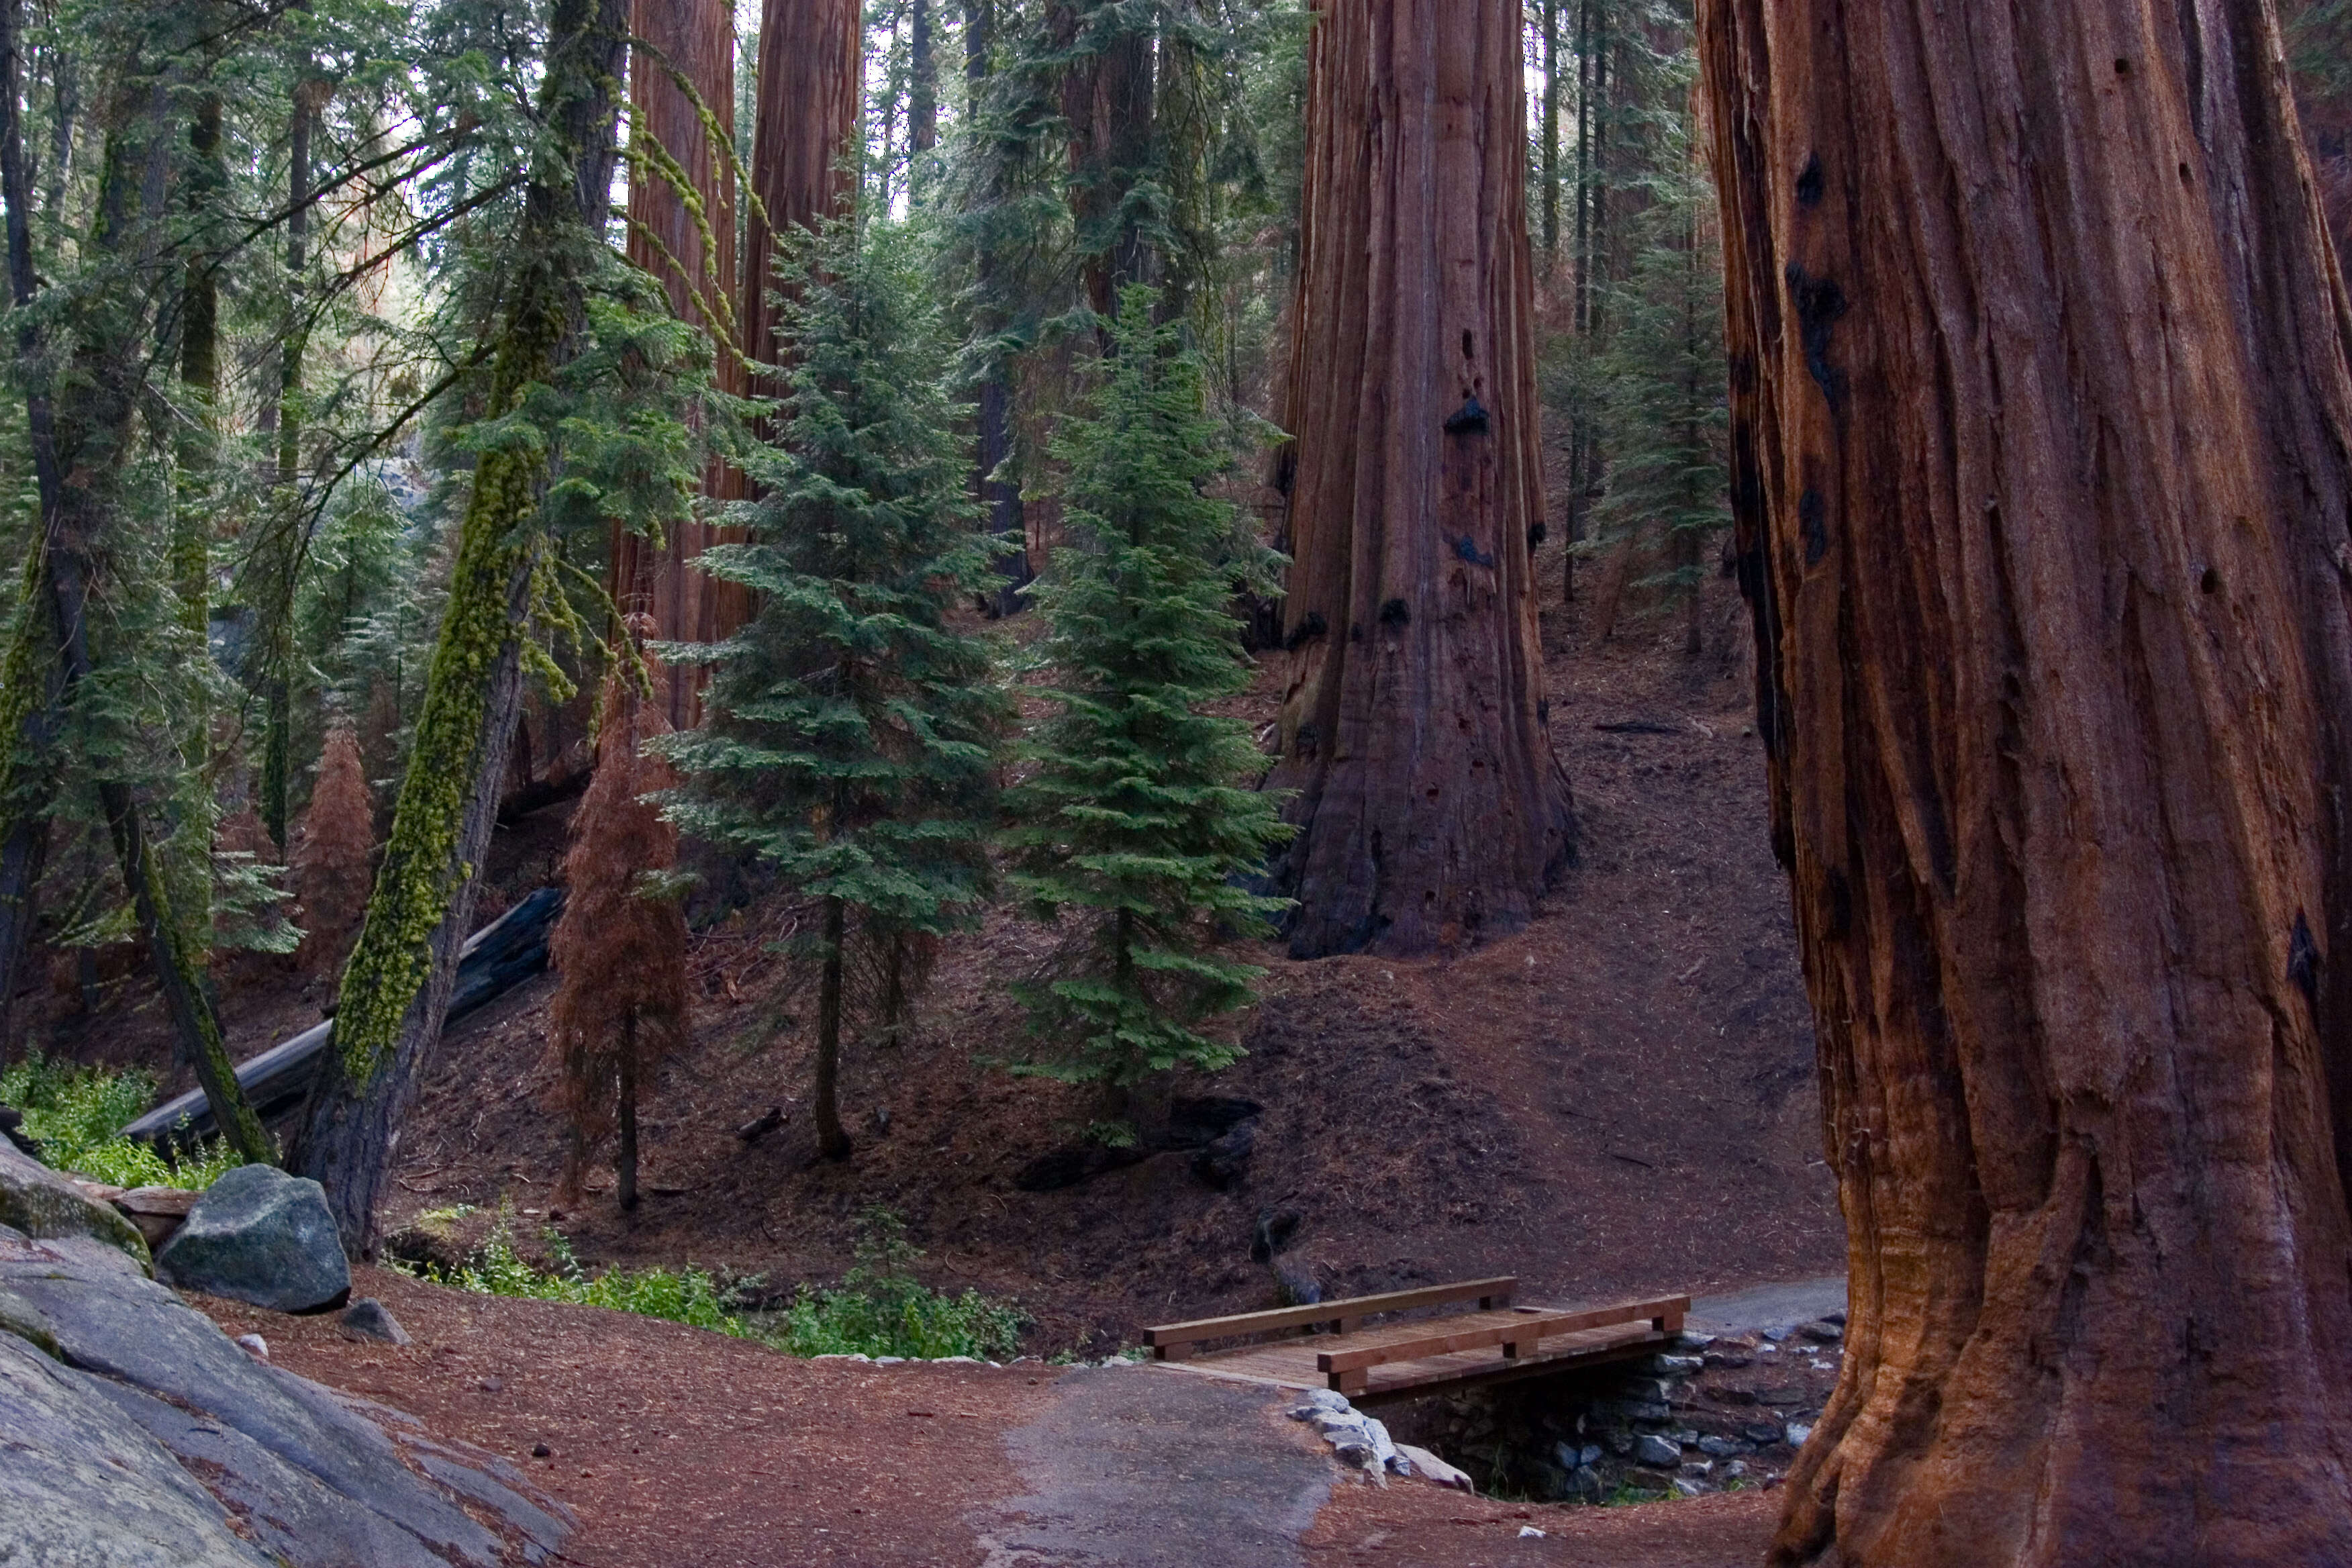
<box><xmin>120</xmin><ymin>886</ymin><xmax>566</xmax><ymax>1147</ymax></box>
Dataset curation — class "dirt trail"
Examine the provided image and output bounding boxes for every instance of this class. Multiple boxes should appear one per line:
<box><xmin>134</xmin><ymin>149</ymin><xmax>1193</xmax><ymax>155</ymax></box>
<box><xmin>201</xmin><ymin>1269</ymin><xmax>1779</xmax><ymax>1568</ymax></box>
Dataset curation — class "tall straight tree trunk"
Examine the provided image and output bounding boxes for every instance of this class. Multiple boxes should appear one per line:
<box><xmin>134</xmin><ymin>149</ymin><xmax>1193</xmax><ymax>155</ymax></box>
<box><xmin>744</xmin><ymin>0</ymin><xmax>861</xmax><ymax>383</ymax></box>
<box><xmin>167</xmin><ymin>87</ymin><xmax>224</xmax><ymax>943</ymax></box>
<box><xmin>299</xmin><ymin>0</ymin><xmax>630</xmax><ymax>1255</ymax></box>
<box><xmin>965</xmin><ymin>0</ymin><xmax>1029</xmax><ymax>614</ymax></box>
<box><xmin>1267</xmin><ymin>0</ymin><xmax>1573</xmax><ymax>959</ymax></box>
<box><xmin>813</xmin><ymin>893</ymin><xmax>849</xmax><ymax>1159</ymax></box>
<box><xmin>1061</xmin><ymin>0</ymin><xmax>1154</xmax><ymax>324</ymax></box>
<box><xmin>1698</xmin><ymin>2</ymin><xmax>2352</xmax><ymax>1563</ymax></box>
<box><xmin>1538</xmin><ymin>0</ymin><xmax>1558</xmax><ymax>260</ymax></box>
<box><xmin>261</xmin><ymin>63</ymin><xmax>319</xmax><ymax>854</ymax></box>
<box><xmin>616</xmin><ymin>0</ymin><xmax>746</xmax><ymax>729</ymax></box>
<box><xmin>909</xmin><ymin>0</ymin><xmax>937</xmax><ymax>158</ymax></box>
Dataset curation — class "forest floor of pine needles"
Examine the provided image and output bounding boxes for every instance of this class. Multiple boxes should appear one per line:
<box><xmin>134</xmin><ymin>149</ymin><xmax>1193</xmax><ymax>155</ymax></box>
<box><xmin>197</xmin><ymin>1265</ymin><xmax>1780</xmax><ymax>1568</ymax></box>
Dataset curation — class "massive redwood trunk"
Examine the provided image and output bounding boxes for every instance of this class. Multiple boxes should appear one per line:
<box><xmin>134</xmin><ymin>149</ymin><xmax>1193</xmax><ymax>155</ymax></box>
<box><xmin>744</xmin><ymin>0</ymin><xmax>862</xmax><ymax>378</ymax></box>
<box><xmin>616</xmin><ymin>0</ymin><xmax>746</xmax><ymax>728</ymax></box>
<box><xmin>1698</xmin><ymin>2</ymin><xmax>2352</xmax><ymax>1563</ymax></box>
<box><xmin>1266</xmin><ymin>0</ymin><xmax>1573</xmax><ymax>958</ymax></box>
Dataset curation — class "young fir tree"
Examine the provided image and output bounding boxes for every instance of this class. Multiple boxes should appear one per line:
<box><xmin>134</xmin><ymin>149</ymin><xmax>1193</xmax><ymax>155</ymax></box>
<box><xmin>293</xmin><ymin>726</ymin><xmax>376</xmax><ymax>977</ymax></box>
<box><xmin>1006</xmin><ymin>287</ymin><xmax>1289</xmax><ymax>1140</ymax></box>
<box><xmin>664</xmin><ymin>216</ymin><xmax>1005</xmax><ymax>1163</ymax></box>
<box><xmin>546</xmin><ymin>662</ymin><xmax>689</xmax><ymax>1211</ymax></box>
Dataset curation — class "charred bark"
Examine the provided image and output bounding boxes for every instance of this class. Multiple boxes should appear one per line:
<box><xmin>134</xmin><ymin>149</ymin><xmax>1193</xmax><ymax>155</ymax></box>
<box><xmin>1267</xmin><ymin>0</ymin><xmax>1575</xmax><ymax>957</ymax></box>
<box><xmin>1698</xmin><ymin>1</ymin><xmax>2352</xmax><ymax>1562</ymax></box>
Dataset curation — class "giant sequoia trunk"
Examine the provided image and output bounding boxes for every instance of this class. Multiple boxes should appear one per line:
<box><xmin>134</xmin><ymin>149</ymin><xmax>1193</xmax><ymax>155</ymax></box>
<box><xmin>614</xmin><ymin>0</ymin><xmax>747</xmax><ymax>728</ymax></box>
<box><xmin>743</xmin><ymin>0</ymin><xmax>861</xmax><ymax>379</ymax></box>
<box><xmin>1266</xmin><ymin>0</ymin><xmax>1573</xmax><ymax>957</ymax></box>
<box><xmin>1697</xmin><ymin>2</ymin><xmax>2352</xmax><ymax>1563</ymax></box>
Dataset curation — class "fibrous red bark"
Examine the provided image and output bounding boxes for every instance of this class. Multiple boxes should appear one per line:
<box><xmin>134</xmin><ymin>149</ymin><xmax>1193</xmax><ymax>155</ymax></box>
<box><xmin>1697</xmin><ymin>1</ymin><xmax>2352</xmax><ymax>1562</ymax></box>
<box><xmin>744</xmin><ymin>0</ymin><xmax>862</xmax><ymax>374</ymax></box>
<box><xmin>1266</xmin><ymin>0</ymin><xmax>1573</xmax><ymax>957</ymax></box>
<box><xmin>616</xmin><ymin>0</ymin><xmax>747</xmax><ymax>728</ymax></box>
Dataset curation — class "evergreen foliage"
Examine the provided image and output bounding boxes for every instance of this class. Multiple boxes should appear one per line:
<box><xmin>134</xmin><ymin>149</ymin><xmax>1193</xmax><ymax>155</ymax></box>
<box><xmin>663</xmin><ymin>214</ymin><xmax>1007</xmax><ymax>1161</ymax></box>
<box><xmin>1580</xmin><ymin>91</ymin><xmax>1726</xmax><ymax>650</ymax></box>
<box><xmin>545</xmin><ymin>661</ymin><xmax>689</xmax><ymax>1212</ymax></box>
<box><xmin>1004</xmin><ymin>287</ymin><xmax>1287</xmax><ymax>1129</ymax></box>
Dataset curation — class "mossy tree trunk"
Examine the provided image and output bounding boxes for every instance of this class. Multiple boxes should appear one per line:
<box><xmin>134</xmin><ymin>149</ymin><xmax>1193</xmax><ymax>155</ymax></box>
<box><xmin>1698</xmin><ymin>1</ymin><xmax>2352</xmax><ymax>1562</ymax></box>
<box><xmin>297</xmin><ymin>0</ymin><xmax>631</xmax><ymax>1256</ymax></box>
<box><xmin>0</xmin><ymin>11</ymin><xmax>271</xmax><ymax>1161</ymax></box>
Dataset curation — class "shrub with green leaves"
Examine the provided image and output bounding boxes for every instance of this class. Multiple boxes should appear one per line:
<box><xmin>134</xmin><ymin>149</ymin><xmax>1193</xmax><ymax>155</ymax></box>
<box><xmin>1004</xmin><ymin>287</ymin><xmax>1291</xmax><ymax>1132</ymax></box>
<box><xmin>404</xmin><ymin>1204</ymin><xmax>1024</xmax><ymax>1361</ymax></box>
<box><xmin>771</xmin><ymin>1208</ymin><xmax>1025</xmax><ymax>1361</ymax></box>
<box><xmin>409</xmin><ymin>1213</ymin><xmax>742</xmax><ymax>1334</ymax></box>
<box><xmin>0</xmin><ymin>1051</ymin><xmax>243</xmax><ymax>1189</ymax></box>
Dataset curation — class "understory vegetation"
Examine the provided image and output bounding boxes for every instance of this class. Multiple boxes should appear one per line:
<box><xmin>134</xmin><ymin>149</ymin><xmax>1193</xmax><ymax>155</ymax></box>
<box><xmin>0</xmin><ymin>1054</ymin><xmax>243</xmax><ymax>1190</ymax></box>
<box><xmin>403</xmin><ymin>1206</ymin><xmax>1025</xmax><ymax>1362</ymax></box>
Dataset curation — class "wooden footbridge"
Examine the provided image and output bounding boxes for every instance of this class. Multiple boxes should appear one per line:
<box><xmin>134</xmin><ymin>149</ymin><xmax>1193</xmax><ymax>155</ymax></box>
<box><xmin>1143</xmin><ymin>1277</ymin><xmax>1687</xmax><ymax>1405</ymax></box>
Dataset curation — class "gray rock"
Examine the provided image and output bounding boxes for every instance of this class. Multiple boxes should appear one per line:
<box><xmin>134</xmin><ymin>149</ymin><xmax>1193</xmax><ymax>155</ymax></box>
<box><xmin>1651</xmin><ymin>1353</ymin><xmax>1704</xmax><ymax>1373</ymax></box>
<box><xmin>0</xmin><ymin>1136</ymin><xmax>150</xmax><ymax>1267</ymax></box>
<box><xmin>1696</xmin><ymin>1434</ymin><xmax>1749</xmax><ymax>1458</ymax></box>
<box><xmin>1569</xmin><ymin>1463</ymin><xmax>1605</xmax><ymax>1500</ymax></box>
<box><xmin>341</xmin><ymin>1297</ymin><xmax>411</xmax><ymax>1344</ymax></box>
<box><xmin>0</xmin><ymin>1238</ymin><xmax>560</xmax><ymax>1566</ymax></box>
<box><xmin>1702</xmin><ymin>1349</ymin><xmax>1752</xmax><ymax>1369</ymax></box>
<box><xmin>1785</xmin><ymin>1422</ymin><xmax>1814</xmax><ymax>1447</ymax></box>
<box><xmin>1634</xmin><ymin>1432</ymin><xmax>1682</xmax><ymax>1467</ymax></box>
<box><xmin>1288</xmin><ymin>1387</ymin><xmax>1353</xmax><ymax>1418</ymax></box>
<box><xmin>155</xmin><ymin>1164</ymin><xmax>350</xmax><ymax>1313</ymax></box>
<box><xmin>0</xmin><ymin>1280</ymin><xmax>60</xmax><ymax>1357</ymax></box>
<box><xmin>78</xmin><ymin>1374</ymin><xmax>452</xmax><ymax>1568</ymax></box>
<box><xmin>1800</xmin><ymin>1318</ymin><xmax>1844</xmax><ymax>1343</ymax></box>
<box><xmin>1673</xmin><ymin>1477</ymin><xmax>1707</xmax><ymax>1497</ymax></box>
<box><xmin>0</xmin><ymin>1331</ymin><xmax>272</xmax><ymax>1567</ymax></box>
<box><xmin>1743</xmin><ymin>1423</ymin><xmax>1785</xmax><ymax>1445</ymax></box>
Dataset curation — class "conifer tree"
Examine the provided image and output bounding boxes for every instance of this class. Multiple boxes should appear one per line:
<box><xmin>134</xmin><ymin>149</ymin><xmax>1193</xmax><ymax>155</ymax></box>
<box><xmin>1583</xmin><ymin>95</ymin><xmax>1725</xmax><ymax>655</ymax></box>
<box><xmin>293</xmin><ymin>726</ymin><xmax>375</xmax><ymax>977</ymax></box>
<box><xmin>1006</xmin><ymin>287</ymin><xmax>1288</xmax><ymax>1137</ymax></box>
<box><xmin>546</xmin><ymin>662</ymin><xmax>688</xmax><ymax>1212</ymax></box>
<box><xmin>665</xmin><ymin>217</ymin><xmax>1006</xmax><ymax>1163</ymax></box>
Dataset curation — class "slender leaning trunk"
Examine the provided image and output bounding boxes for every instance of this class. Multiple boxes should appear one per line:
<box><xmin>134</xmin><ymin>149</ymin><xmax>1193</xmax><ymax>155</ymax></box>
<box><xmin>299</xmin><ymin>0</ymin><xmax>631</xmax><ymax>1255</ymax></box>
<box><xmin>1698</xmin><ymin>1</ymin><xmax>2352</xmax><ymax>1563</ymax></box>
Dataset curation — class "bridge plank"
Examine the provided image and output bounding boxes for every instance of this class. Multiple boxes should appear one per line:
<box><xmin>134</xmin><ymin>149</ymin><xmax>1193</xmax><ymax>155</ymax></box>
<box><xmin>1144</xmin><ymin>1276</ymin><xmax>1516</xmax><ymax>1357</ymax></box>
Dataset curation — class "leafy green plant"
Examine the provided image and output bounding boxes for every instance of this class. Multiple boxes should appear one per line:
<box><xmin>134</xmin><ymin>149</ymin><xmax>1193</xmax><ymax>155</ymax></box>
<box><xmin>0</xmin><ymin>1052</ymin><xmax>244</xmax><ymax>1189</ymax></box>
<box><xmin>772</xmin><ymin>1208</ymin><xmax>1026</xmax><ymax>1361</ymax></box>
<box><xmin>400</xmin><ymin>1204</ymin><xmax>1025</xmax><ymax>1361</ymax></box>
<box><xmin>397</xmin><ymin>1208</ymin><xmax>743</xmax><ymax>1335</ymax></box>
